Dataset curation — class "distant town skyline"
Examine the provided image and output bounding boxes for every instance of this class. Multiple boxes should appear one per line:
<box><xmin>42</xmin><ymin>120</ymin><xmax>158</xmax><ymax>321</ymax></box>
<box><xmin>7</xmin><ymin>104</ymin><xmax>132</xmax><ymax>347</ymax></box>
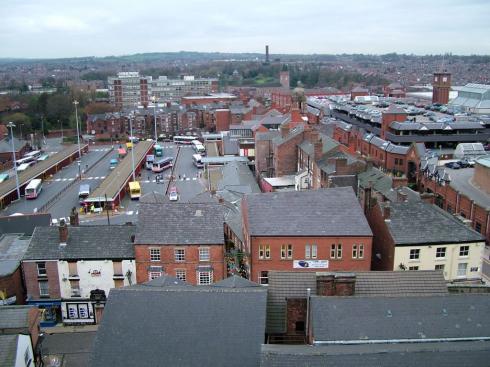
<box><xmin>1</xmin><ymin>0</ymin><xmax>489</xmax><ymax>58</ymax></box>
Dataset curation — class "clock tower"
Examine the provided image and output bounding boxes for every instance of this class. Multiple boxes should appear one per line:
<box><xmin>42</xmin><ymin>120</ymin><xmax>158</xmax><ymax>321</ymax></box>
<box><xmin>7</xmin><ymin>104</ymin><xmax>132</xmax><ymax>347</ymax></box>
<box><xmin>432</xmin><ymin>71</ymin><xmax>451</xmax><ymax>104</ymax></box>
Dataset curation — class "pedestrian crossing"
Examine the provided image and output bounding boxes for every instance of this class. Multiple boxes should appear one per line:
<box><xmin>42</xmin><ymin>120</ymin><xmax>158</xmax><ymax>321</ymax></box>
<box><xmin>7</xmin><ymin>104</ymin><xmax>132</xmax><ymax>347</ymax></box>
<box><xmin>91</xmin><ymin>148</ymin><xmax>112</xmax><ymax>152</ymax></box>
<box><xmin>51</xmin><ymin>176</ymin><xmax>106</xmax><ymax>182</ymax></box>
<box><xmin>141</xmin><ymin>177</ymin><xmax>198</xmax><ymax>183</ymax></box>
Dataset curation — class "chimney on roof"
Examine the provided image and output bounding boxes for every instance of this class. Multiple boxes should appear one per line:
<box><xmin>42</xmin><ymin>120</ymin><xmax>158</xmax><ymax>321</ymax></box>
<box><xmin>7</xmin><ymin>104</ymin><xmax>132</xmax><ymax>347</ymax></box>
<box><xmin>335</xmin><ymin>158</ymin><xmax>348</xmax><ymax>173</ymax></box>
<box><xmin>280</xmin><ymin>123</ymin><xmax>290</xmax><ymax>138</ymax></box>
<box><xmin>383</xmin><ymin>203</ymin><xmax>391</xmax><ymax>221</ymax></box>
<box><xmin>195</xmin><ymin>209</ymin><xmax>202</xmax><ymax>217</ymax></box>
<box><xmin>334</xmin><ymin>274</ymin><xmax>356</xmax><ymax>296</ymax></box>
<box><xmin>59</xmin><ymin>219</ymin><xmax>68</xmax><ymax>246</ymax></box>
<box><xmin>69</xmin><ymin>207</ymin><xmax>79</xmax><ymax>226</ymax></box>
<box><xmin>366</xmin><ymin>158</ymin><xmax>374</xmax><ymax>171</ymax></box>
<box><xmin>397</xmin><ymin>191</ymin><xmax>408</xmax><ymax>203</ymax></box>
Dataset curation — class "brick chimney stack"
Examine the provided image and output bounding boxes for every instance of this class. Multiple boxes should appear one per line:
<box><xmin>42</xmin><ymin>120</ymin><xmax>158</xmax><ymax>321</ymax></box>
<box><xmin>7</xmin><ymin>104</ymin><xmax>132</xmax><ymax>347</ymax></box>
<box><xmin>383</xmin><ymin>203</ymin><xmax>391</xmax><ymax>221</ymax></box>
<box><xmin>280</xmin><ymin>123</ymin><xmax>290</xmax><ymax>138</ymax></box>
<box><xmin>334</xmin><ymin>274</ymin><xmax>356</xmax><ymax>296</ymax></box>
<box><xmin>316</xmin><ymin>273</ymin><xmax>335</xmax><ymax>296</ymax></box>
<box><xmin>59</xmin><ymin>219</ymin><xmax>68</xmax><ymax>245</ymax></box>
<box><xmin>69</xmin><ymin>207</ymin><xmax>79</xmax><ymax>226</ymax></box>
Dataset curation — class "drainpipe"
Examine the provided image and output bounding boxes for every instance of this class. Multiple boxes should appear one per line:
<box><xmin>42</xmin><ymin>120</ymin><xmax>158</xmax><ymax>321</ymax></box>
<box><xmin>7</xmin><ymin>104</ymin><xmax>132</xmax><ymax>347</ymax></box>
<box><xmin>306</xmin><ymin>288</ymin><xmax>311</xmax><ymax>343</ymax></box>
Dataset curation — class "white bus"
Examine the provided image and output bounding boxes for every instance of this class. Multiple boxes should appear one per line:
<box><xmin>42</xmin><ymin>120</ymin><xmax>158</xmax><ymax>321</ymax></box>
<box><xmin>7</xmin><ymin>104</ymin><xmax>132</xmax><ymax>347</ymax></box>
<box><xmin>24</xmin><ymin>150</ymin><xmax>42</xmax><ymax>160</ymax></box>
<box><xmin>192</xmin><ymin>154</ymin><xmax>204</xmax><ymax>168</ymax></box>
<box><xmin>16</xmin><ymin>162</ymin><xmax>33</xmax><ymax>173</ymax></box>
<box><xmin>173</xmin><ymin>135</ymin><xmax>198</xmax><ymax>145</ymax></box>
<box><xmin>152</xmin><ymin>157</ymin><xmax>173</xmax><ymax>173</ymax></box>
<box><xmin>25</xmin><ymin>179</ymin><xmax>42</xmax><ymax>199</ymax></box>
<box><xmin>191</xmin><ymin>140</ymin><xmax>206</xmax><ymax>154</ymax></box>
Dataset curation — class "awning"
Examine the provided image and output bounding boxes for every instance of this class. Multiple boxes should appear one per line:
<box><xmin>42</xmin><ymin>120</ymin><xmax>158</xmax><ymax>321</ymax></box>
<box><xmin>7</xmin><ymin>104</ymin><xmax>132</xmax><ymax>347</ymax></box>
<box><xmin>27</xmin><ymin>300</ymin><xmax>61</xmax><ymax>307</ymax></box>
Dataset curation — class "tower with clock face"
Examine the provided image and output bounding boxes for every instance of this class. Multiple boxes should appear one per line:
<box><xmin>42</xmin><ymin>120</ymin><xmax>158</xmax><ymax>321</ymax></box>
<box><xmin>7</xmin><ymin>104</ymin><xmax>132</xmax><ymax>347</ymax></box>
<box><xmin>432</xmin><ymin>72</ymin><xmax>451</xmax><ymax>104</ymax></box>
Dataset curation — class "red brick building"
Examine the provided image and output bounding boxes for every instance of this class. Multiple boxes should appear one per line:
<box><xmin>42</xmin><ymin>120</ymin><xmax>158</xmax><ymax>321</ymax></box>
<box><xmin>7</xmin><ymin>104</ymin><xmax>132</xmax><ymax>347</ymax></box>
<box><xmin>432</xmin><ymin>72</ymin><xmax>451</xmax><ymax>105</ymax></box>
<box><xmin>384</xmin><ymin>82</ymin><xmax>406</xmax><ymax>98</ymax></box>
<box><xmin>350</xmin><ymin>86</ymin><xmax>369</xmax><ymax>101</ymax></box>
<box><xmin>241</xmin><ymin>188</ymin><xmax>373</xmax><ymax>284</ymax></box>
<box><xmin>134</xmin><ymin>203</ymin><xmax>226</xmax><ymax>285</ymax></box>
<box><xmin>181</xmin><ymin>93</ymin><xmax>237</xmax><ymax>106</ymax></box>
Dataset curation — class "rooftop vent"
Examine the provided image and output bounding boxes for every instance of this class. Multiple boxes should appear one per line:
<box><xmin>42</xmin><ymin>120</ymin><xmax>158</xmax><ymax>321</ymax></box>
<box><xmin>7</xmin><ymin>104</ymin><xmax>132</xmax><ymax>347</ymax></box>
<box><xmin>195</xmin><ymin>210</ymin><xmax>202</xmax><ymax>217</ymax></box>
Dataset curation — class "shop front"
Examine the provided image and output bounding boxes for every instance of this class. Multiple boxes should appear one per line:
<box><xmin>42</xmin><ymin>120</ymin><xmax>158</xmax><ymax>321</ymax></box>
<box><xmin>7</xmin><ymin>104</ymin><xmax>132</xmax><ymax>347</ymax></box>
<box><xmin>27</xmin><ymin>300</ymin><xmax>62</xmax><ymax>327</ymax></box>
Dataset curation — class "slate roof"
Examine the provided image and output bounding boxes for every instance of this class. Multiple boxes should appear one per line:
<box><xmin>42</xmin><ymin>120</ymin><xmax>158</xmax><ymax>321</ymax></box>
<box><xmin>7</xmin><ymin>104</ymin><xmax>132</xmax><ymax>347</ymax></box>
<box><xmin>311</xmin><ymin>294</ymin><xmax>490</xmax><ymax>342</ymax></box>
<box><xmin>354</xmin><ymin>270</ymin><xmax>448</xmax><ymax>296</ymax></box>
<box><xmin>266</xmin><ymin>270</ymin><xmax>448</xmax><ymax>334</ymax></box>
<box><xmin>245</xmin><ymin>188</ymin><xmax>372</xmax><ymax>237</ymax></box>
<box><xmin>260</xmin><ymin>342</ymin><xmax>490</xmax><ymax>367</ymax></box>
<box><xmin>382</xmin><ymin>201</ymin><xmax>484</xmax><ymax>245</ymax></box>
<box><xmin>134</xmin><ymin>203</ymin><xmax>224</xmax><ymax>245</ymax></box>
<box><xmin>384</xmin><ymin>104</ymin><xmax>406</xmax><ymax>114</ymax></box>
<box><xmin>0</xmin><ymin>234</ymin><xmax>31</xmax><ymax>276</ymax></box>
<box><xmin>24</xmin><ymin>225</ymin><xmax>135</xmax><ymax>260</ymax></box>
<box><xmin>0</xmin><ymin>305</ymin><xmax>34</xmax><ymax>329</ymax></box>
<box><xmin>0</xmin><ymin>213</ymin><xmax>51</xmax><ymax>236</ymax></box>
<box><xmin>0</xmin><ymin>137</ymin><xmax>26</xmax><ymax>153</ymax></box>
<box><xmin>90</xmin><ymin>284</ymin><xmax>267</xmax><ymax>367</ymax></box>
<box><xmin>0</xmin><ymin>335</ymin><xmax>18</xmax><ymax>366</ymax></box>
<box><xmin>212</xmin><ymin>275</ymin><xmax>262</xmax><ymax>288</ymax></box>
<box><xmin>217</xmin><ymin>161</ymin><xmax>261</xmax><ymax>194</ymax></box>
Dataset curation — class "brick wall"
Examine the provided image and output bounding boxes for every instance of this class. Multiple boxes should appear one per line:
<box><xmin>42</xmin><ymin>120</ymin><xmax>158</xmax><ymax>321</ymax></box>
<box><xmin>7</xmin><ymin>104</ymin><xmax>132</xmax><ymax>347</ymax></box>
<box><xmin>134</xmin><ymin>244</ymin><xmax>225</xmax><ymax>285</ymax></box>
<box><xmin>249</xmin><ymin>235</ymin><xmax>372</xmax><ymax>283</ymax></box>
<box><xmin>22</xmin><ymin>261</ymin><xmax>61</xmax><ymax>300</ymax></box>
<box><xmin>286</xmin><ymin>298</ymin><xmax>307</xmax><ymax>335</ymax></box>
<box><xmin>366</xmin><ymin>203</ymin><xmax>397</xmax><ymax>270</ymax></box>
<box><xmin>274</xmin><ymin>132</ymin><xmax>304</xmax><ymax>176</ymax></box>
<box><xmin>474</xmin><ymin>163</ymin><xmax>490</xmax><ymax>194</ymax></box>
<box><xmin>0</xmin><ymin>267</ymin><xmax>25</xmax><ymax>305</ymax></box>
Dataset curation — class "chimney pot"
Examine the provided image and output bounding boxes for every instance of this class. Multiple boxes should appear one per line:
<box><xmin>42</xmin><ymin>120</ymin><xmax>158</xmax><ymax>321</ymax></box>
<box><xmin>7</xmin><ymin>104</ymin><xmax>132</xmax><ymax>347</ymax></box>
<box><xmin>383</xmin><ymin>203</ymin><xmax>391</xmax><ymax>220</ymax></box>
<box><xmin>59</xmin><ymin>219</ymin><xmax>68</xmax><ymax>245</ymax></box>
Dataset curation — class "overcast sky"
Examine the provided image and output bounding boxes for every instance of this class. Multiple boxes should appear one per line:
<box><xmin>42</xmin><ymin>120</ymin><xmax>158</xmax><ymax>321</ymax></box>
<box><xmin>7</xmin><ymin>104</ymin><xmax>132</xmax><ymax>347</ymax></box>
<box><xmin>1</xmin><ymin>0</ymin><xmax>489</xmax><ymax>58</ymax></box>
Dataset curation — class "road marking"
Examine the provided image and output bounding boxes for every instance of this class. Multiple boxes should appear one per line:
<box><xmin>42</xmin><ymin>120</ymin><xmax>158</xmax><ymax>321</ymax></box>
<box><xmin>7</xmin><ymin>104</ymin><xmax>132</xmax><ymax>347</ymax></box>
<box><xmin>95</xmin><ymin>176</ymin><xmax>100</xmax><ymax>179</ymax></box>
<box><xmin>101</xmin><ymin>176</ymin><xmax>106</xmax><ymax>179</ymax></box>
<box><xmin>192</xmin><ymin>177</ymin><xmax>197</xmax><ymax>181</ymax></box>
<box><xmin>87</xmin><ymin>177</ymin><xmax>94</xmax><ymax>180</ymax></box>
<box><xmin>68</xmin><ymin>178</ymin><xmax>75</xmax><ymax>181</ymax></box>
<box><xmin>126</xmin><ymin>211</ymin><xmax>134</xmax><ymax>215</ymax></box>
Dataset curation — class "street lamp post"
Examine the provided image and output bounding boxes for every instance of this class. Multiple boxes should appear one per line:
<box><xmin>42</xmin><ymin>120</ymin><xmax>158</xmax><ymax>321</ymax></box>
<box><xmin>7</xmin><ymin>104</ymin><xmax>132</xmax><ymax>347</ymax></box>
<box><xmin>73</xmin><ymin>100</ymin><xmax>82</xmax><ymax>179</ymax></box>
<box><xmin>40</xmin><ymin>116</ymin><xmax>45</xmax><ymax>145</ymax></box>
<box><xmin>129</xmin><ymin>112</ymin><xmax>136</xmax><ymax>181</ymax></box>
<box><xmin>7</xmin><ymin>122</ymin><xmax>21</xmax><ymax>200</ymax></box>
<box><xmin>152</xmin><ymin>96</ymin><xmax>158</xmax><ymax>142</ymax></box>
<box><xmin>59</xmin><ymin>119</ymin><xmax>64</xmax><ymax>142</ymax></box>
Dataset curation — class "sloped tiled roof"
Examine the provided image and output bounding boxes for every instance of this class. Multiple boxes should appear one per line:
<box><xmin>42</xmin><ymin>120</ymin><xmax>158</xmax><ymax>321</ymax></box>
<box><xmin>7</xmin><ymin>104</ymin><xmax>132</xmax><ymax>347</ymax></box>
<box><xmin>24</xmin><ymin>225</ymin><xmax>135</xmax><ymax>260</ymax></box>
<box><xmin>0</xmin><ymin>305</ymin><xmax>34</xmax><ymax>329</ymax></box>
<box><xmin>135</xmin><ymin>203</ymin><xmax>224</xmax><ymax>245</ymax></box>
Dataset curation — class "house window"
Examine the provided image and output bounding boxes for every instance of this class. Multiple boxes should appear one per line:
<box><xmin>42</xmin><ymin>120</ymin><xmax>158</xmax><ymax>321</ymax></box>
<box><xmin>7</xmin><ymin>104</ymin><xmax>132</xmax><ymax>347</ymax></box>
<box><xmin>259</xmin><ymin>245</ymin><xmax>271</xmax><ymax>260</ymax></box>
<box><xmin>435</xmin><ymin>247</ymin><xmax>446</xmax><ymax>258</ymax></box>
<box><xmin>174</xmin><ymin>248</ymin><xmax>186</xmax><ymax>262</ymax></box>
<box><xmin>352</xmin><ymin>245</ymin><xmax>358</xmax><ymax>259</ymax></box>
<box><xmin>311</xmin><ymin>244</ymin><xmax>317</xmax><ymax>259</ymax></box>
<box><xmin>281</xmin><ymin>245</ymin><xmax>287</xmax><ymax>259</ymax></box>
<box><xmin>408</xmin><ymin>266</ymin><xmax>419</xmax><ymax>271</ymax></box>
<box><xmin>68</xmin><ymin>261</ymin><xmax>78</xmax><ymax>277</ymax></box>
<box><xmin>198</xmin><ymin>271</ymin><xmax>213</xmax><ymax>285</ymax></box>
<box><xmin>459</xmin><ymin>246</ymin><xmax>469</xmax><ymax>257</ymax></box>
<box><xmin>330</xmin><ymin>244</ymin><xmax>336</xmax><ymax>259</ymax></box>
<box><xmin>359</xmin><ymin>244</ymin><xmax>364</xmax><ymax>259</ymax></box>
<box><xmin>337</xmin><ymin>244</ymin><xmax>342</xmax><ymax>259</ymax></box>
<box><xmin>113</xmin><ymin>261</ymin><xmax>123</xmax><ymax>276</ymax></box>
<box><xmin>435</xmin><ymin>264</ymin><xmax>445</xmax><ymax>271</ymax></box>
<box><xmin>287</xmin><ymin>244</ymin><xmax>293</xmax><ymax>259</ymax></box>
<box><xmin>39</xmin><ymin>281</ymin><xmax>49</xmax><ymax>297</ymax></box>
<box><xmin>199</xmin><ymin>247</ymin><xmax>210</xmax><ymax>261</ymax></box>
<box><xmin>409</xmin><ymin>249</ymin><xmax>420</xmax><ymax>260</ymax></box>
<box><xmin>475</xmin><ymin>222</ymin><xmax>482</xmax><ymax>234</ymax></box>
<box><xmin>150</xmin><ymin>248</ymin><xmax>161</xmax><ymax>261</ymax></box>
<box><xmin>148</xmin><ymin>271</ymin><xmax>162</xmax><ymax>280</ymax></box>
<box><xmin>457</xmin><ymin>263</ymin><xmax>468</xmax><ymax>277</ymax></box>
<box><xmin>175</xmin><ymin>270</ymin><xmax>186</xmax><ymax>282</ymax></box>
<box><xmin>37</xmin><ymin>262</ymin><xmax>47</xmax><ymax>277</ymax></box>
<box><xmin>305</xmin><ymin>245</ymin><xmax>311</xmax><ymax>259</ymax></box>
<box><xmin>259</xmin><ymin>271</ymin><xmax>269</xmax><ymax>285</ymax></box>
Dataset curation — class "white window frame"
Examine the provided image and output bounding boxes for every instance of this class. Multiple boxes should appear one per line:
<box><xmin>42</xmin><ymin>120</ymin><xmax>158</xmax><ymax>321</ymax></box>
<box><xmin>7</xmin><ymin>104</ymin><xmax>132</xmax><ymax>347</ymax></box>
<box><xmin>175</xmin><ymin>269</ymin><xmax>186</xmax><ymax>282</ymax></box>
<box><xmin>305</xmin><ymin>245</ymin><xmax>311</xmax><ymax>259</ymax></box>
<box><xmin>311</xmin><ymin>244</ymin><xmax>317</xmax><ymax>259</ymax></box>
<box><xmin>280</xmin><ymin>244</ymin><xmax>287</xmax><ymax>260</ymax></box>
<box><xmin>459</xmin><ymin>246</ymin><xmax>469</xmax><ymax>257</ymax></box>
<box><xmin>435</xmin><ymin>247</ymin><xmax>446</xmax><ymax>258</ymax></box>
<box><xmin>409</xmin><ymin>249</ymin><xmax>420</xmax><ymax>260</ymax></box>
<box><xmin>435</xmin><ymin>264</ymin><xmax>445</xmax><ymax>271</ymax></box>
<box><xmin>408</xmin><ymin>266</ymin><xmax>419</xmax><ymax>271</ymax></box>
<box><xmin>174</xmin><ymin>248</ymin><xmax>186</xmax><ymax>262</ymax></box>
<box><xmin>39</xmin><ymin>281</ymin><xmax>49</xmax><ymax>296</ymax></box>
<box><xmin>358</xmin><ymin>244</ymin><xmax>364</xmax><ymax>259</ymax></box>
<box><xmin>197</xmin><ymin>271</ymin><xmax>213</xmax><ymax>285</ymax></box>
<box><xmin>264</xmin><ymin>245</ymin><xmax>271</xmax><ymax>259</ymax></box>
<box><xmin>352</xmin><ymin>244</ymin><xmax>358</xmax><ymax>259</ymax></box>
<box><xmin>457</xmin><ymin>263</ymin><xmax>468</xmax><ymax>277</ymax></box>
<box><xmin>259</xmin><ymin>245</ymin><xmax>264</xmax><ymax>259</ymax></box>
<box><xmin>199</xmin><ymin>247</ymin><xmax>210</xmax><ymax>262</ymax></box>
<box><xmin>258</xmin><ymin>271</ymin><xmax>268</xmax><ymax>285</ymax></box>
<box><xmin>148</xmin><ymin>271</ymin><xmax>162</xmax><ymax>280</ymax></box>
<box><xmin>287</xmin><ymin>244</ymin><xmax>293</xmax><ymax>259</ymax></box>
<box><xmin>330</xmin><ymin>244</ymin><xmax>336</xmax><ymax>259</ymax></box>
<box><xmin>337</xmin><ymin>244</ymin><xmax>342</xmax><ymax>259</ymax></box>
<box><xmin>150</xmin><ymin>248</ymin><xmax>161</xmax><ymax>261</ymax></box>
<box><xmin>37</xmin><ymin>262</ymin><xmax>47</xmax><ymax>277</ymax></box>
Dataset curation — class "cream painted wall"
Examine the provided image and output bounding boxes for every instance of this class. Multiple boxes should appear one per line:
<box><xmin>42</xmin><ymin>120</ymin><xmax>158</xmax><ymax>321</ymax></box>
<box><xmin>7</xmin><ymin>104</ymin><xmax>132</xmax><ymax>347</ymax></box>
<box><xmin>57</xmin><ymin>259</ymin><xmax>136</xmax><ymax>299</ymax></box>
<box><xmin>15</xmin><ymin>334</ymin><xmax>34</xmax><ymax>367</ymax></box>
<box><xmin>393</xmin><ymin>242</ymin><xmax>485</xmax><ymax>280</ymax></box>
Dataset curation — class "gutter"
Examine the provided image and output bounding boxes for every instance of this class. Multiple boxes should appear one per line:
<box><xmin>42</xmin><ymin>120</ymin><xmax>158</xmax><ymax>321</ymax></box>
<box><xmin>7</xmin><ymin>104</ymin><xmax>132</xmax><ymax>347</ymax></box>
<box><xmin>314</xmin><ymin>336</ymin><xmax>490</xmax><ymax>346</ymax></box>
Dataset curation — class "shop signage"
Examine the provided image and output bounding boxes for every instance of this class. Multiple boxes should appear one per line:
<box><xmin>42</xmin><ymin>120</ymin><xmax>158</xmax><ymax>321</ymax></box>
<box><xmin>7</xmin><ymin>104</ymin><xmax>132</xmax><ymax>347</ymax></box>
<box><xmin>90</xmin><ymin>270</ymin><xmax>101</xmax><ymax>277</ymax></box>
<box><xmin>293</xmin><ymin>260</ymin><xmax>329</xmax><ymax>269</ymax></box>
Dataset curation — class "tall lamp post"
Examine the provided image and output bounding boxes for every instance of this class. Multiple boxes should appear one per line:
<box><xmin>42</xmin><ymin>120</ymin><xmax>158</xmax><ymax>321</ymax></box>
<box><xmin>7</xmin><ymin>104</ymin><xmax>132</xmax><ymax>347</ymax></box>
<box><xmin>129</xmin><ymin>112</ymin><xmax>136</xmax><ymax>181</ymax></box>
<box><xmin>73</xmin><ymin>100</ymin><xmax>82</xmax><ymax>179</ymax></box>
<box><xmin>152</xmin><ymin>96</ymin><xmax>158</xmax><ymax>142</ymax></box>
<box><xmin>7</xmin><ymin>122</ymin><xmax>21</xmax><ymax>200</ymax></box>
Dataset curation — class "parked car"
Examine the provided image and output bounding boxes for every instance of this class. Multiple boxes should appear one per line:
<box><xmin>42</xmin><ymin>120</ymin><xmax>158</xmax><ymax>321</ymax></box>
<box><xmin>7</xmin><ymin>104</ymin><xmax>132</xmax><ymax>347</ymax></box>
<box><xmin>445</xmin><ymin>162</ymin><xmax>461</xmax><ymax>169</ymax></box>
<box><xmin>457</xmin><ymin>160</ymin><xmax>470</xmax><ymax>168</ymax></box>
